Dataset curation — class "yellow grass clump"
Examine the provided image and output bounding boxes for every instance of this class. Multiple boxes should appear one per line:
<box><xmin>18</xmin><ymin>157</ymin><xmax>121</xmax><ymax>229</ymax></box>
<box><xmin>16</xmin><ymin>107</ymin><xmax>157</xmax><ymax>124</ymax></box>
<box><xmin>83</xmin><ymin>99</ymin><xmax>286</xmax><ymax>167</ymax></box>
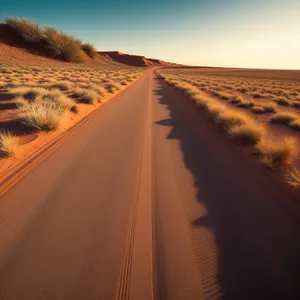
<box><xmin>192</xmin><ymin>94</ymin><xmax>211</xmax><ymax>109</ymax></box>
<box><xmin>44</xmin><ymin>26</ymin><xmax>85</xmax><ymax>63</ymax></box>
<box><xmin>72</xmin><ymin>88</ymin><xmax>99</xmax><ymax>104</ymax></box>
<box><xmin>285</xmin><ymin>168</ymin><xmax>300</xmax><ymax>190</ymax></box>
<box><xmin>215</xmin><ymin>110</ymin><xmax>250</xmax><ymax>129</ymax></box>
<box><xmin>228</xmin><ymin>122</ymin><xmax>266</xmax><ymax>145</ymax></box>
<box><xmin>0</xmin><ymin>131</ymin><xmax>18</xmax><ymax>157</ymax></box>
<box><xmin>206</xmin><ymin>102</ymin><xmax>226</xmax><ymax>117</ymax></box>
<box><xmin>270</xmin><ymin>112</ymin><xmax>298</xmax><ymax>124</ymax></box>
<box><xmin>20</xmin><ymin>101</ymin><xmax>67</xmax><ymax>131</ymax></box>
<box><xmin>288</xmin><ymin>119</ymin><xmax>300</xmax><ymax>131</ymax></box>
<box><xmin>6</xmin><ymin>17</ymin><xmax>44</xmax><ymax>43</ymax></box>
<box><xmin>82</xmin><ymin>43</ymin><xmax>97</xmax><ymax>58</ymax></box>
<box><xmin>256</xmin><ymin>137</ymin><xmax>297</xmax><ymax>168</ymax></box>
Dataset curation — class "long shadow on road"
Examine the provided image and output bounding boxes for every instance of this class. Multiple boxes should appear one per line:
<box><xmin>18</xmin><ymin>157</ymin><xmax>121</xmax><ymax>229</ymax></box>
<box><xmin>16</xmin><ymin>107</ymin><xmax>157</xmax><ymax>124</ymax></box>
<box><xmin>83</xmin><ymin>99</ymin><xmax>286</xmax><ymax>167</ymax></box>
<box><xmin>153</xmin><ymin>77</ymin><xmax>300</xmax><ymax>300</ymax></box>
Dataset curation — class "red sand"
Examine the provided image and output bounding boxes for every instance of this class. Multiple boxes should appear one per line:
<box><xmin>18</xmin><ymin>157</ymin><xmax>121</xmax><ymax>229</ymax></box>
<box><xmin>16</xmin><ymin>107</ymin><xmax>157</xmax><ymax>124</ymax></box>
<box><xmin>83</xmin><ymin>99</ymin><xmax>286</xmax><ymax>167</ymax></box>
<box><xmin>99</xmin><ymin>51</ymin><xmax>179</xmax><ymax>67</ymax></box>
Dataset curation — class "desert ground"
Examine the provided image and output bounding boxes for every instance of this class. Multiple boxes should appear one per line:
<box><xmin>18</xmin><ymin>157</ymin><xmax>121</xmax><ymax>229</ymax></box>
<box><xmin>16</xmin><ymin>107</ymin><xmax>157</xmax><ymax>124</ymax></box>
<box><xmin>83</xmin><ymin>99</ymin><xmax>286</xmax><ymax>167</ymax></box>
<box><xmin>0</xmin><ymin>18</ymin><xmax>300</xmax><ymax>300</ymax></box>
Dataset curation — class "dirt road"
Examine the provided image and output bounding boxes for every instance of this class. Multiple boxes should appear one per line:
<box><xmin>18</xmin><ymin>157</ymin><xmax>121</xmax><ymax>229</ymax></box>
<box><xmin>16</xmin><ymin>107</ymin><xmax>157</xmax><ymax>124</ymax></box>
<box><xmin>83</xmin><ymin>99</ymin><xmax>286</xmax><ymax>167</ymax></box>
<box><xmin>0</xmin><ymin>69</ymin><xmax>300</xmax><ymax>300</ymax></box>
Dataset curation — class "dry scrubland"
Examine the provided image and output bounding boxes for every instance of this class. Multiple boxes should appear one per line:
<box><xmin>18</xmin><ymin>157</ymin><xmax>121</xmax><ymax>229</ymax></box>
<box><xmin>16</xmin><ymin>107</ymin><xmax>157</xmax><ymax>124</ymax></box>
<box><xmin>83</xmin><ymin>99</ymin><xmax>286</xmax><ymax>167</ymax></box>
<box><xmin>0</xmin><ymin>18</ymin><xmax>143</xmax><ymax>159</ymax></box>
<box><xmin>5</xmin><ymin>17</ymin><xmax>98</xmax><ymax>63</ymax></box>
<box><xmin>159</xmin><ymin>68</ymin><xmax>300</xmax><ymax>189</ymax></box>
<box><xmin>0</xmin><ymin>65</ymin><xmax>141</xmax><ymax>155</ymax></box>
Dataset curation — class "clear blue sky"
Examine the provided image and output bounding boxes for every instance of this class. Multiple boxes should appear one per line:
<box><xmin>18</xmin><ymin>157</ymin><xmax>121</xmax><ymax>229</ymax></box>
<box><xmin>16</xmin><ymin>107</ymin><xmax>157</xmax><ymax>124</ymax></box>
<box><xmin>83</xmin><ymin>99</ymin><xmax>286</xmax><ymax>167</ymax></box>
<box><xmin>1</xmin><ymin>0</ymin><xmax>299</xmax><ymax>69</ymax></box>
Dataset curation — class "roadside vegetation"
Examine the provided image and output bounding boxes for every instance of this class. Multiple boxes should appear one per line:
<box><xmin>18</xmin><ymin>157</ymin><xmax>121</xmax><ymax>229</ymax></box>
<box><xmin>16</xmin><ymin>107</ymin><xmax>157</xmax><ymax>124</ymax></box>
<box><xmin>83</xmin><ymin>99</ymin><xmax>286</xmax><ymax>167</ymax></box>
<box><xmin>0</xmin><ymin>131</ymin><xmax>18</xmax><ymax>158</ymax></box>
<box><xmin>0</xmin><ymin>64</ymin><xmax>142</xmax><ymax>158</ymax></box>
<box><xmin>159</xmin><ymin>68</ymin><xmax>300</xmax><ymax>190</ymax></box>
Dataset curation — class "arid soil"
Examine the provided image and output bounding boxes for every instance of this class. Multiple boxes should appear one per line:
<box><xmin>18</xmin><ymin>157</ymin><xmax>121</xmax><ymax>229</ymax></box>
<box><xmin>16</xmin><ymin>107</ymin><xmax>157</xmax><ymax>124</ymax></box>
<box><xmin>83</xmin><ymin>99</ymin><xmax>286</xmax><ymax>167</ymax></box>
<box><xmin>99</xmin><ymin>51</ymin><xmax>179</xmax><ymax>67</ymax></box>
<box><xmin>0</xmin><ymin>69</ymin><xmax>300</xmax><ymax>300</ymax></box>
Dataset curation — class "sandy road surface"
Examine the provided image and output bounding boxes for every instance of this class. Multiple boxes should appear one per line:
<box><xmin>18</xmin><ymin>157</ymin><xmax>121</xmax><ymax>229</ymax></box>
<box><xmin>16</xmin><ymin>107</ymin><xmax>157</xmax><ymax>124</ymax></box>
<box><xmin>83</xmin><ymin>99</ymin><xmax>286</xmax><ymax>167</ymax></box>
<box><xmin>0</xmin><ymin>69</ymin><xmax>300</xmax><ymax>300</ymax></box>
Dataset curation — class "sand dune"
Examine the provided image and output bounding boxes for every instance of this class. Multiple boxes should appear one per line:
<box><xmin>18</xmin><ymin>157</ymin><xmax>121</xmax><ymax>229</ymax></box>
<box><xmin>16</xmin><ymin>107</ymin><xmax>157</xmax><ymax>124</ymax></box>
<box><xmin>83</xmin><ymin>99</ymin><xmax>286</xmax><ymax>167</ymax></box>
<box><xmin>99</xmin><ymin>51</ymin><xmax>179</xmax><ymax>67</ymax></box>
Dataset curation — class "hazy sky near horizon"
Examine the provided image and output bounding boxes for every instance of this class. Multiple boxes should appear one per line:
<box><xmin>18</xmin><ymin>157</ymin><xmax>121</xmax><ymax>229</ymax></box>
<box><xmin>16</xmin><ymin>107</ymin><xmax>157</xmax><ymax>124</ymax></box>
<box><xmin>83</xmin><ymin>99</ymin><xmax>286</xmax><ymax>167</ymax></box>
<box><xmin>1</xmin><ymin>0</ymin><xmax>299</xmax><ymax>69</ymax></box>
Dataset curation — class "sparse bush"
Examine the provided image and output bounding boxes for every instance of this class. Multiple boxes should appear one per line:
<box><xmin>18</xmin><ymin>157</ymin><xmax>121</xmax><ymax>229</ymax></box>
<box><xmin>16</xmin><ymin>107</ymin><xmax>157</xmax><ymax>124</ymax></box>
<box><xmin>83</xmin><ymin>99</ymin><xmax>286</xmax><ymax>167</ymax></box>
<box><xmin>217</xmin><ymin>91</ymin><xmax>231</xmax><ymax>100</ymax></box>
<box><xmin>44</xmin><ymin>26</ymin><xmax>85</xmax><ymax>63</ymax></box>
<box><xmin>87</xmin><ymin>84</ymin><xmax>106</xmax><ymax>96</ymax></box>
<box><xmin>237</xmin><ymin>87</ymin><xmax>248</xmax><ymax>93</ymax></box>
<box><xmin>250</xmin><ymin>92</ymin><xmax>261</xmax><ymax>98</ymax></box>
<box><xmin>215</xmin><ymin>110</ymin><xmax>250</xmax><ymax>129</ymax></box>
<box><xmin>6</xmin><ymin>17</ymin><xmax>44</xmax><ymax>43</ymax></box>
<box><xmin>262</xmin><ymin>102</ymin><xmax>277</xmax><ymax>113</ymax></box>
<box><xmin>292</xmin><ymin>101</ymin><xmax>300</xmax><ymax>108</ymax></box>
<box><xmin>274</xmin><ymin>97</ymin><xmax>291</xmax><ymax>106</ymax></box>
<box><xmin>288</xmin><ymin>119</ymin><xmax>300</xmax><ymax>131</ymax></box>
<box><xmin>252</xmin><ymin>106</ymin><xmax>266</xmax><ymax>114</ymax></box>
<box><xmin>72</xmin><ymin>88</ymin><xmax>99</xmax><ymax>104</ymax></box>
<box><xmin>270</xmin><ymin>112</ymin><xmax>298</xmax><ymax>124</ymax></box>
<box><xmin>82</xmin><ymin>43</ymin><xmax>97</xmax><ymax>58</ymax></box>
<box><xmin>228</xmin><ymin>122</ymin><xmax>266</xmax><ymax>145</ymax></box>
<box><xmin>0</xmin><ymin>130</ymin><xmax>18</xmax><ymax>157</ymax></box>
<box><xmin>38</xmin><ymin>90</ymin><xmax>76</xmax><ymax>111</ymax></box>
<box><xmin>285</xmin><ymin>168</ymin><xmax>300</xmax><ymax>189</ymax></box>
<box><xmin>206</xmin><ymin>103</ymin><xmax>226</xmax><ymax>117</ymax></box>
<box><xmin>14</xmin><ymin>96</ymin><xmax>28</xmax><ymax>108</ymax></box>
<box><xmin>183</xmin><ymin>84</ymin><xmax>200</xmax><ymax>98</ymax></box>
<box><xmin>106</xmin><ymin>82</ymin><xmax>122</xmax><ymax>93</ymax></box>
<box><xmin>50</xmin><ymin>81</ymin><xmax>73</xmax><ymax>91</ymax></box>
<box><xmin>256</xmin><ymin>137</ymin><xmax>297</xmax><ymax>168</ymax></box>
<box><xmin>192</xmin><ymin>94</ymin><xmax>211</xmax><ymax>109</ymax></box>
<box><xmin>9</xmin><ymin>86</ymin><xmax>46</xmax><ymax>101</ymax></box>
<box><xmin>237</xmin><ymin>100</ymin><xmax>254</xmax><ymax>108</ymax></box>
<box><xmin>230</xmin><ymin>98</ymin><xmax>242</xmax><ymax>104</ymax></box>
<box><xmin>20</xmin><ymin>101</ymin><xmax>67</xmax><ymax>131</ymax></box>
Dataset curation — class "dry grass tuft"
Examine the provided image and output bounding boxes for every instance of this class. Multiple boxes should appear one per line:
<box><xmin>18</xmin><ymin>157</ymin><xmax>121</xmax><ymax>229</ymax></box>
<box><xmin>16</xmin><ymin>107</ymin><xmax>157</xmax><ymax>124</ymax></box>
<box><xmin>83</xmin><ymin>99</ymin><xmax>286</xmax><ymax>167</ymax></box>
<box><xmin>82</xmin><ymin>43</ymin><xmax>97</xmax><ymax>58</ymax></box>
<box><xmin>215</xmin><ymin>110</ymin><xmax>250</xmax><ymax>129</ymax></box>
<box><xmin>192</xmin><ymin>94</ymin><xmax>211</xmax><ymax>109</ymax></box>
<box><xmin>206</xmin><ymin>103</ymin><xmax>226</xmax><ymax>117</ymax></box>
<box><xmin>250</xmin><ymin>92</ymin><xmax>262</xmax><ymax>98</ymax></box>
<box><xmin>20</xmin><ymin>101</ymin><xmax>67</xmax><ymax>131</ymax></box>
<box><xmin>292</xmin><ymin>101</ymin><xmax>300</xmax><ymax>109</ymax></box>
<box><xmin>252</xmin><ymin>106</ymin><xmax>266</xmax><ymax>114</ymax></box>
<box><xmin>270</xmin><ymin>112</ymin><xmax>298</xmax><ymax>124</ymax></box>
<box><xmin>72</xmin><ymin>88</ymin><xmax>99</xmax><ymax>104</ymax></box>
<box><xmin>285</xmin><ymin>168</ymin><xmax>300</xmax><ymax>189</ymax></box>
<box><xmin>252</xmin><ymin>102</ymin><xmax>277</xmax><ymax>114</ymax></box>
<box><xmin>237</xmin><ymin>100</ymin><xmax>254</xmax><ymax>108</ymax></box>
<box><xmin>44</xmin><ymin>26</ymin><xmax>85</xmax><ymax>63</ymax></box>
<box><xmin>274</xmin><ymin>97</ymin><xmax>291</xmax><ymax>106</ymax></box>
<box><xmin>106</xmin><ymin>82</ymin><xmax>122</xmax><ymax>93</ymax></box>
<box><xmin>50</xmin><ymin>81</ymin><xmax>73</xmax><ymax>91</ymax></box>
<box><xmin>288</xmin><ymin>119</ymin><xmax>300</xmax><ymax>131</ymax></box>
<box><xmin>262</xmin><ymin>102</ymin><xmax>277</xmax><ymax>113</ymax></box>
<box><xmin>256</xmin><ymin>137</ymin><xmax>297</xmax><ymax>168</ymax></box>
<box><xmin>0</xmin><ymin>130</ymin><xmax>18</xmax><ymax>157</ymax></box>
<box><xmin>6</xmin><ymin>17</ymin><xmax>44</xmax><ymax>43</ymax></box>
<box><xmin>228</xmin><ymin>122</ymin><xmax>266</xmax><ymax>145</ymax></box>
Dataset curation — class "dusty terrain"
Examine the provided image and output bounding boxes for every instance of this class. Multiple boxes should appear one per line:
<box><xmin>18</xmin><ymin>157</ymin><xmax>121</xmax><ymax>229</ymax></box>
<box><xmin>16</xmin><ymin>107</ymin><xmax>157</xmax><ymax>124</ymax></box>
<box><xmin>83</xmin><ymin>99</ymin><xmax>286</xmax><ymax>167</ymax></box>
<box><xmin>0</xmin><ymin>20</ymin><xmax>144</xmax><ymax>180</ymax></box>
<box><xmin>0</xmin><ymin>17</ymin><xmax>300</xmax><ymax>300</ymax></box>
<box><xmin>99</xmin><ymin>51</ymin><xmax>179</xmax><ymax>67</ymax></box>
<box><xmin>0</xmin><ymin>69</ymin><xmax>300</xmax><ymax>300</ymax></box>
